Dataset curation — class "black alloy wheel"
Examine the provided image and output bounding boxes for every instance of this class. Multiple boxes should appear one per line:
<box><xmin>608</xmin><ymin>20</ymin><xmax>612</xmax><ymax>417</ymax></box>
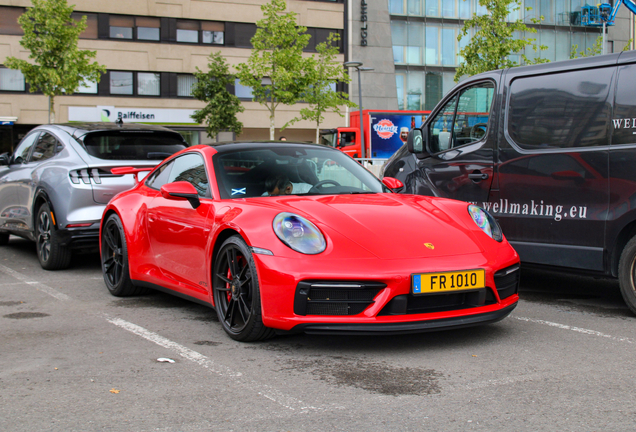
<box><xmin>35</xmin><ymin>203</ymin><xmax>71</xmax><ymax>270</ymax></box>
<box><xmin>618</xmin><ymin>235</ymin><xmax>636</xmax><ymax>315</ymax></box>
<box><xmin>212</xmin><ymin>236</ymin><xmax>274</xmax><ymax>341</ymax></box>
<box><xmin>101</xmin><ymin>214</ymin><xmax>147</xmax><ymax>296</ymax></box>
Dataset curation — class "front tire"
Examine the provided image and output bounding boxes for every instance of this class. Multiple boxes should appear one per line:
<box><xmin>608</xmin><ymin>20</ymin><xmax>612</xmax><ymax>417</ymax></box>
<box><xmin>618</xmin><ymin>236</ymin><xmax>636</xmax><ymax>315</ymax></box>
<box><xmin>212</xmin><ymin>236</ymin><xmax>274</xmax><ymax>341</ymax></box>
<box><xmin>101</xmin><ymin>214</ymin><xmax>147</xmax><ymax>297</ymax></box>
<box><xmin>35</xmin><ymin>203</ymin><xmax>71</xmax><ymax>270</ymax></box>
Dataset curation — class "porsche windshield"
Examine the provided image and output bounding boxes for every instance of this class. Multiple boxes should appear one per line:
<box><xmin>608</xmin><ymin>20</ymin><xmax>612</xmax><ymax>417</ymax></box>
<box><xmin>214</xmin><ymin>146</ymin><xmax>387</xmax><ymax>199</ymax></box>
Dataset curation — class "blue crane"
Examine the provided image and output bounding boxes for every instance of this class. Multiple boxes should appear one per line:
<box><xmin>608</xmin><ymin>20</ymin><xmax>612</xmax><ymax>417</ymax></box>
<box><xmin>580</xmin><ymin>1</ymin><xmax>636</xmax><ymax>54</ymax></box>
<box><xmin>581</xmin><ymin>1</ymin><xmax>636</xmax><ymax>26</ymax></box>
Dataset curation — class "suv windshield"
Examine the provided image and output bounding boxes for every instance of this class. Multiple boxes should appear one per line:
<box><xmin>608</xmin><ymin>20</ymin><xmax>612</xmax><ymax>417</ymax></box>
<box><xmin>81</xmin><ymin>131</ymin><xmax>187</xmax><ymax>160</ymax></box>
<box><xmin>214</xmin><ymin>145</ymin><xmax>387</xmax><ymax>199</ymax></box>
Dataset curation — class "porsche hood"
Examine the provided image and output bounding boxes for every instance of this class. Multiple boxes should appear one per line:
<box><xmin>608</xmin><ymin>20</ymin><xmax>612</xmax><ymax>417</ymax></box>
<box><xmin>273</xmin><ymin>194</ymin><xmax>484</xmax><ymax>260</ymax></box>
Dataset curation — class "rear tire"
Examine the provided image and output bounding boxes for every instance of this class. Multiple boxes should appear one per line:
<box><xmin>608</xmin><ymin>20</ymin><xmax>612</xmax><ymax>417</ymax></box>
<box><xmin>212</xmin><ymin>235</ymin><xmax>274</xmax><ymax>341</ymax></box>
<box><xmin>618</xmin><ymin>236</ymin><xmax>636</xmax><ymax>315</ymax></box>
<box><xmin>0</xmin><ymin>232</ymin><xmax>9</xmax><ymax>245</ymax></box>
<box><xmin>101</xmin><ymin>214</ymin><xmax>148</xmax><ymax>297</ymax></box>
<box><xmin>35</xmin><ymin>203</ymin><xmax>71</xmax><ymax>270</ymax></box>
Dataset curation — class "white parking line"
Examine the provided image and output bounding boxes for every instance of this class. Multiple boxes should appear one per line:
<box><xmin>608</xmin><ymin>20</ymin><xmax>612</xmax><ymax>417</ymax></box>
<box><xmin>514</xmin><ymin>316</ymin><xmax>635</xmax><ymax>344</ymax></box>
<box><xmin>105</xmin><ymin>316</ymin><xmax>321</xmax><ymax>413</ymax></box>
<box><xmin>0</xmin><ymin>264</ymin><xmax>70</xmax><ymax>301</ymax></box>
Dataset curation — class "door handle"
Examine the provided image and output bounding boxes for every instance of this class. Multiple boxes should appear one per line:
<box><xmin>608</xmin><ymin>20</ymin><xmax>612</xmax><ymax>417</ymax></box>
<box><xmin>468</xmin><ymin>172</ymin><xmax>489</xmax><ymax>181</ymax></box>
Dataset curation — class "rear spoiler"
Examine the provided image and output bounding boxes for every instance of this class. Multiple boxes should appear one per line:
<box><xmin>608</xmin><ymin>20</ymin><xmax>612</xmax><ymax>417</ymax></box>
<box><xmin>110</xmin><ymin>166</ymin><xmax>154</xmax><ymax>184</ymax></box>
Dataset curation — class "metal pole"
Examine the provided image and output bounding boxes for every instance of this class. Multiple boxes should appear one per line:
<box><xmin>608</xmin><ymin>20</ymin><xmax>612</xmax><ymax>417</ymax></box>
<box><xmin>602</xmin><ymin>21</ymin><xmax>606</xmax><ymax>55</ymax></box>
<box><xmin>357</xmin><ymin>68</ymin><xmax>365</xmax><ymax>160</ymax></box>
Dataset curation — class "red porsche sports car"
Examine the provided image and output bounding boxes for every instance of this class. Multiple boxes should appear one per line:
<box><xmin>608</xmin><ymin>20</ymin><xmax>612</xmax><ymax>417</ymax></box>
<box><xmin>100</xmin><ymin>142</ymin><xmax>520</xmax><ymax>341</ymax></box>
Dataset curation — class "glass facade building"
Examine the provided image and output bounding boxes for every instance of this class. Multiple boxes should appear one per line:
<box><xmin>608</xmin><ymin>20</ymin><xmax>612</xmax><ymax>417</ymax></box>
<box><xmin>389</xmin><ymin>0</ymin><xmax>603</xmax><ymax>111</ymax></box>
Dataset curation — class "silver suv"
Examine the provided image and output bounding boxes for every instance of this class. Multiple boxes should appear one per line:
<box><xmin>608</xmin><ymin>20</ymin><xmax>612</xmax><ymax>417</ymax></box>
<box><xmin>0</xmin><ymin>123</ymin><xmax>188</xmax><ymax>269</ymax></box>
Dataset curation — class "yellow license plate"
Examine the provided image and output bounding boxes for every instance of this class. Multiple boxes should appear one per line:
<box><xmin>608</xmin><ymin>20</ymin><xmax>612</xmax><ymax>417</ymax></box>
<box><xmin>412</xmin><ymin>269</ymin><xmax>485</xmax><ymax>294</ymax></box>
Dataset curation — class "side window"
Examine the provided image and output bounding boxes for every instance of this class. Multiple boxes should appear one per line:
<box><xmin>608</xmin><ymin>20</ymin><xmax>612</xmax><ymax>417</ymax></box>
<box><xmin>30</xmin><ymin>133</ymin><xmax>58</xmax><ymax>163</ymax></box>
<box><xmin>613</xmin><ymin>64</ymin><xmax>636</xmax><ymax>146</ymax></box>
<box><xmin>429</xmin><ymin>94</ymin><xmax>458</xmax><ymax>153</ymax></box>
<box><xmin>12</xmin><ymin>132</ymin><xmax>39</xmax><ymax>164</ymax></box>
<box><xmin>145</xmin><ymin>159</ymin><xmax>175</xmax><ymax>190</ymax></box>
<box><xmin>168</xmin><ymin>153</ymin><xmax>209</xmax><ymax>197</ymax></box>
<box><xmin>428</xmin><ymin>81</ymin><xmax>494</xmax><ymax>153</ymax></box>
<box><xmin>507</xmin><ymin>68</ymin><xmax>613</xmax><ymax>149</ymax></box>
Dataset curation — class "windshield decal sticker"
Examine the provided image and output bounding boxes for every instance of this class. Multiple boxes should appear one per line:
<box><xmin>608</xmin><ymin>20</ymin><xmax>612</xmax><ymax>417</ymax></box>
<box><xmin>231</xmin><ymin>188</ymin><xmax>246</xmax><ymax>196</ymax></box>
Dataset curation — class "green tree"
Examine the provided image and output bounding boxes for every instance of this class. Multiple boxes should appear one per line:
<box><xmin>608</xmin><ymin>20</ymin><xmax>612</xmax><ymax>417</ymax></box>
<box><xmin>235</xmin><ymin>0</ymin><xmax>312</xmax><ymax>140</ymax></box>
<box><xmin>290</xmin><ymin>34</ymin><xmax>356</xmax><ymax>143</ymax></box>
<box><xmin>4</xmin><ymin>0</ymin><xmax>105</xmax><ymax>123</ymax></box>
<box><xmin>570</xmin><ymin>35</ymin><xmax>603</xmax><ymax>58</ymax></box>
<box><xmin>191</xmin><ymin>52</ymin><xmax>244</xmax><ymax>139</ymax></box>
<box><xmin>455</xmin><ymin>0</ymin><xmax>548</xmax><ymax>82</ymax></box>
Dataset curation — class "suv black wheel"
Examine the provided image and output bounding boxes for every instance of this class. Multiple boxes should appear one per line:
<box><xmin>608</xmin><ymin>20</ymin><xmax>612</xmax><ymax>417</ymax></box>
<box><xmin>0</xmin><ymin>232</ymin><xmax>9</xmax><ymax>245</ymax></box>
<box><xmin>101</xmin><ymin>213</ymin><xmax>148</xmax><ymax>297</ymax></box>
<box><xmin>619</xmin><ymin>236</ymin><xmax>636</xmax><ymax>315</ymax></box>
<box><xmin>212</xmin><ymin>236</ymin><xmax>274</xmax><ymax>341</ymax></box>
<box><xmin>35</xmin><ymin>203</ymin><xmax>71</xmax><ymax>270</ymax></box>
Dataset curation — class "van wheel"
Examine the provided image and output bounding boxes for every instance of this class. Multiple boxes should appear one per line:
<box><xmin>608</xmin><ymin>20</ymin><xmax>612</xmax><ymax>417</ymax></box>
<box><xmin>618</xmin><ymin>236</ymin><xmax>636</xmax><ymax>315</ymax></box>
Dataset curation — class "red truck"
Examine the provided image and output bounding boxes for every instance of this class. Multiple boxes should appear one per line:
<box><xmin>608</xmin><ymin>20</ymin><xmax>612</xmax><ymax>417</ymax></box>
<box><xmin>320</xmin><ymin>109</ymin><xmax>430</xmax><ymax>159</ymax></box>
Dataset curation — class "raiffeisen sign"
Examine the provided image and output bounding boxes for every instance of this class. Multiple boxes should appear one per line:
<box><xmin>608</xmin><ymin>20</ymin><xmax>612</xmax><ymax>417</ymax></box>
<box><xmin>68</xmin><ymin>106</ymin><xmax>198</xmax><ymax>125</ymax></box>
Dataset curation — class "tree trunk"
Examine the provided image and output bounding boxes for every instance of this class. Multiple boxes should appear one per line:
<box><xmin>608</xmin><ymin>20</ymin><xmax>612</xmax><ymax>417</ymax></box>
<box><xmin>315</xmin><ymin>120</ymin><xmax>320</xmax><ymax>144</ymax></box>
<box><xmin>269</xmin><ymin>112</ymin><xmax>275</xmax><ymax>140</ymax></box>
<box><xmin>49</xmin><ymin>96</ymin><xmax>55</xmax><ymax>124</ymax></box>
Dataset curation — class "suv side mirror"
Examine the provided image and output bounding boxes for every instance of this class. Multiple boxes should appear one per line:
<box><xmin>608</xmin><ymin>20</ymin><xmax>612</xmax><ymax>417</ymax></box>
<box><xmin>0</xmin><ymin>153</ymin><xmax>9</xmax><ymax>166</ymax></box>
<box><xmin>160</xmin><ymin>181</ymin><xmax>201</xmax><ymax>209</ymax></box>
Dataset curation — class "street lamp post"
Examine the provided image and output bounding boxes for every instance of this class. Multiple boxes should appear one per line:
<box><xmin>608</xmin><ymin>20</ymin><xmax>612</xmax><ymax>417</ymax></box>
<box><xmin>344</xmin><ymin>61</ymin><xmax>374</xmax><ymax>160</ymax></box>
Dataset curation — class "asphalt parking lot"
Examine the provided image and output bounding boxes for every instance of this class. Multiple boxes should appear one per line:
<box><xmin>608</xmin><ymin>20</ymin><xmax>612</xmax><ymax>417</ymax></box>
<box><xmin>1</xmin><ymin>236</ymin><xmax>635</xmax><ymax>431</ymax></box>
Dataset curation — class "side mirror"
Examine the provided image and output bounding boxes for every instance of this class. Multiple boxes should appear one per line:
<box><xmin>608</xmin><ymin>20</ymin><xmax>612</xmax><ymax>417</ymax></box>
<box><xmin>407</xmin><ymin>129</ymin><xmax>425</xmax><ymax>154</ymax></box>
<box><xmin>0</xmin><ymin>153</ymin><xmax>9</xmax><ymax>166</ymax></box>
<box><xmin>160</xmin><ymin>181</ymin><xmax>201</xmax><ymax>209</ymax></box>
<box><xmin>382</xmin><ymin>176</ymin><xmax>404</xmax><ymax>192</ymax></box>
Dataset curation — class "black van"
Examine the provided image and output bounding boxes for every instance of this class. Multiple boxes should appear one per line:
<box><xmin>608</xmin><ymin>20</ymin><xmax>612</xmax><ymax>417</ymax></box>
<box><xmin>383</xmin><ymin>51</ymin><xmax>636</xmax><ymax>313</ymax></box>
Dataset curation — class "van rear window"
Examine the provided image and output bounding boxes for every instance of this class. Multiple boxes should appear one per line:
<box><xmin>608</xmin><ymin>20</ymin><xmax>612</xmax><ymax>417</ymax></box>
<box><xmin>82</xmin><ymin>131</ymin><xmax>187</xmax><ymax>160</ymax></box>
<box><xmin>507</xmin><ymin>68</ymin><xmax>613</xmax><ymax>149</ymax></box>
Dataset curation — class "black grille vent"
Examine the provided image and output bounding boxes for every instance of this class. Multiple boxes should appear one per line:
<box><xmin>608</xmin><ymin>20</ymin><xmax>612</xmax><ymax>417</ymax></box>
<box><xmin>494</xmin><ymin>264</ymin><xmax>520</xmax><ymax>300</ymax></box>
<box><xmin>294</xmin><ymin>281</ymin><xmax>385</xmax><ymax>316</ymax></box>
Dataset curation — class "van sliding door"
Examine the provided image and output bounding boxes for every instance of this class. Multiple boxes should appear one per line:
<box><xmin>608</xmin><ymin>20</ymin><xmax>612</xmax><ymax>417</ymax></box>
<box><xmin>498</xmin><ymin>67</ymin><xmax>614</xmax><ymax>271</ymax></box>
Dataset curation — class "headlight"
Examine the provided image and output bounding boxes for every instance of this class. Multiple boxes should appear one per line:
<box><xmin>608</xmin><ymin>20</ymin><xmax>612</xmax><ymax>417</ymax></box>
<box><xmin>468</xmin><ymin>205</ymin><xmax>503</xmax><ymax>242</ymax></box>
<box><xmin>273</xmin><ymin>212</ymin><xmax>326</xmax><ymax>254</ymax></box>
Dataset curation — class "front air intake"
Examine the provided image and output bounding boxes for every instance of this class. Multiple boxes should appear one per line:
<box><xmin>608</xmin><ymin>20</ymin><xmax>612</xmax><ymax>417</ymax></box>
<box><xmin>294</xmin><ymin>281</ymin><xmax>385</xmax><ymax>316</ymax></box>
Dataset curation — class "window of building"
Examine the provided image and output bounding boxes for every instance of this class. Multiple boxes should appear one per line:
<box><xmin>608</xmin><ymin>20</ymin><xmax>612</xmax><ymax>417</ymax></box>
<box><xmin>0</xmin><ymin>7</ymin><xmax>25</xmax><ymax>35</ymax></box>
<box><xmin>177</xmin><ymin>20</ymin><xmax>199</xmax><ymax>43</ymax></box>
<box><xmin>176</xmin><ymin>20</ymin><xmax>224</xmax><ymax>44</ymax></box>
<box><xmin>234</xmin><ymin>79</ymin><xmax>254</xmax><ymax>99</ymax></box>
<box><xmin>71</xmin><ymin>12</ymin><xmax>98</xmax><ymax>39</ymax></box>
<box><xmin>177</xmin><ymin>75</ymin><xmax>197</xmax><ymax>97</ymax></box>
<box><xmin>136</xmin><ymin>17</ymin><xmax>160</xmax><ymax>41</ymax></box>
<box><xmin>389</xmin><ymin>0</ymin><xmax>405</xmax><ymax>15</ymax></box>
<box><xmin>202</xmin><ymin>21</ymin><xmax>224</xmax><ymax>44</ymax></box>
<box><xmin>110</xmin><ymin>71</ymin><xmax>134</xmax><ymax>95</ymax></box>
<box><xmin>138</xmin><ymin>72</ymin><xmax>160</xmax><ymax>96</ymax></box>
<box><xmin>0</xmin><ymin>68</ymin><xmax>25</xmax><ymax>91</ymax></box>
<box><xmin>110</xmin><ymin>15</ymin><xmax>134</xmax><ymax>39</ymax></box>
<box><xmin>507</xmin><ymin>68</ymin><xmax>612</xmax><ymax>149</ymax></box>
<box><xmin>77</xmin><ymin>78</ymin><xmax>98</xmax><ymax>94</ymax></box>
